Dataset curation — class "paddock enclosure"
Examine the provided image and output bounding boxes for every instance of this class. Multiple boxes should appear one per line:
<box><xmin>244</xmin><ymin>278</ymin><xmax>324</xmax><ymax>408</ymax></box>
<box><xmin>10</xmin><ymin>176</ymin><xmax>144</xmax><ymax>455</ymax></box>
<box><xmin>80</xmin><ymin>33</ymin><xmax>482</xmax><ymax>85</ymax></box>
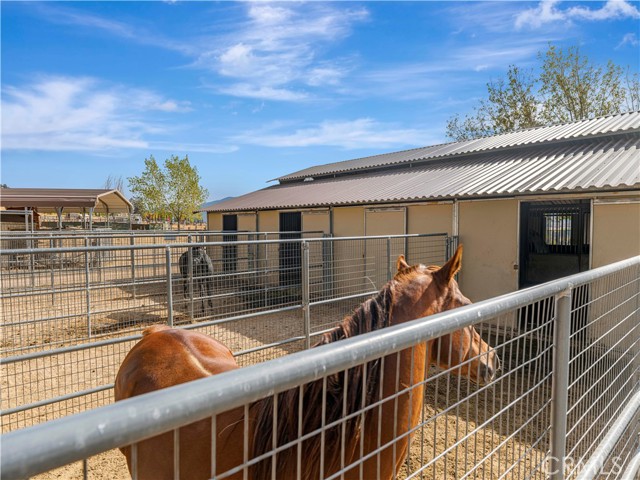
<box><xmin>2</xmin><ymin>252</ymin><xmax>639</xmax><ymax>479</ymax></box>
<box><xmin>1</xmin><ymin>231</ymin><xmax>452</xmax><ymax>431</ymax></box>
<box><xmin>1</xmin><ymin>225</ymin><xmax>638</xmax><ymax>479</ymax></box>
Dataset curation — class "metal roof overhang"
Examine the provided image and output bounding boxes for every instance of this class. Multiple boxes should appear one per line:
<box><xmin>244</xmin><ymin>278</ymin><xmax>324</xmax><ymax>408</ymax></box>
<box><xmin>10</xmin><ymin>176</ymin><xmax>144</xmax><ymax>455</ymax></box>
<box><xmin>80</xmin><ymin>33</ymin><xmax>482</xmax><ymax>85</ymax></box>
<box><xmin>0</xmin><ymin>189</ymin><xmax>133</xmax><ymax>213</ymax></box>
<box><xmin>204</xmin><ymin>136</ymin><xmax>640</xmax><ymax>213</ymax></box>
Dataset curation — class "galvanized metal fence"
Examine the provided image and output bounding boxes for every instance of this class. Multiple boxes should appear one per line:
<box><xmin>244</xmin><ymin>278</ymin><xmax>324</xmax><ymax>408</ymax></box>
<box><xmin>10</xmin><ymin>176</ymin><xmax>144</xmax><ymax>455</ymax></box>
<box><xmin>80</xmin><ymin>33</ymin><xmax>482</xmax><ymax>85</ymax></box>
<box><xmin>1</xmin><ymin>233</ymin><xmax>451</xmax><ymax>433</ymax></box>
<box><xmin>0</xmin><ymin>229</ymin><xmax>324</xmax><ymax>251</ymax></box>
<box><xmin>1</xmin><ymin>255</ymin><xmax>638</xmax><ymax>479</ymax></box>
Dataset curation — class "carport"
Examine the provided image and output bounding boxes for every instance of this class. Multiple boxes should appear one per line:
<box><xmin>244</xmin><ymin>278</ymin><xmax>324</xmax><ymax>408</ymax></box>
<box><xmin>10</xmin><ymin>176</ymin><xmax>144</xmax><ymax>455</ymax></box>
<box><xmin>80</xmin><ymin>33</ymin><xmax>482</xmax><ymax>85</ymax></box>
<box><xmin>0</xmin><ymin>188</ymin><xmax>133</xmax><ymax>230</ymax></box>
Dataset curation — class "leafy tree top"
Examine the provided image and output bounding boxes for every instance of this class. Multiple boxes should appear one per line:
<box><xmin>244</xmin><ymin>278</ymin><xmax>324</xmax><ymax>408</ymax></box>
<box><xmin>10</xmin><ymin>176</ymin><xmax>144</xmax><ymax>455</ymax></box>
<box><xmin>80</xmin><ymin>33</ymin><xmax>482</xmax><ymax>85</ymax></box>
<box><xmin>446</xmin><ymin>44</ymin><xmax>639</xmax><ymax>142</ymax></box>
<box><xmin>128</xmin><ymin>155</ymin><xmax>208</xmax><ymax>226</ymax></box>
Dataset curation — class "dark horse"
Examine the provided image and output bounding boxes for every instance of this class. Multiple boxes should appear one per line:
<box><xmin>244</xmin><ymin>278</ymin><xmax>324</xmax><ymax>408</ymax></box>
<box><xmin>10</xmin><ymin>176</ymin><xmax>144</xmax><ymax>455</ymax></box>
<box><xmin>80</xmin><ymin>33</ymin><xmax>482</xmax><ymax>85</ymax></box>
<box><xmin>115</xmin><ymin>246</ymin><xmax>500</xmax><ymax>479</ymax></box>
<box><xmin>178</xmin><ymin>246</ymin><xmax>214</xmax><ymax>316</ymax></box>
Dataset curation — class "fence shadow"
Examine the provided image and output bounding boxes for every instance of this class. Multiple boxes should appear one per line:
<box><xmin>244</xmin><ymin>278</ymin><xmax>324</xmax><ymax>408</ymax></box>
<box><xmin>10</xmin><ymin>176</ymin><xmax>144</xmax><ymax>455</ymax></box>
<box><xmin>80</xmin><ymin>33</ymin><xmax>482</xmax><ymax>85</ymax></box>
<box><xmin>95</xmin><ymin>311</ymin><xmax>169</xmax><ymax>335</ymax></box>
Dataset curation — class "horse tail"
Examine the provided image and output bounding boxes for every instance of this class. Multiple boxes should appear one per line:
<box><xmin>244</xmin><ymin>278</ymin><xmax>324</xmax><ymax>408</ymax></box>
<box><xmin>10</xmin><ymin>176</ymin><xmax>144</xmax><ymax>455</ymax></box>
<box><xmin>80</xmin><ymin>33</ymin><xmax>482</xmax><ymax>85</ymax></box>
<box><xmin>142</xmin><ymin>325</ymin><xmax>171</xmax><ymax>336</ymax></box>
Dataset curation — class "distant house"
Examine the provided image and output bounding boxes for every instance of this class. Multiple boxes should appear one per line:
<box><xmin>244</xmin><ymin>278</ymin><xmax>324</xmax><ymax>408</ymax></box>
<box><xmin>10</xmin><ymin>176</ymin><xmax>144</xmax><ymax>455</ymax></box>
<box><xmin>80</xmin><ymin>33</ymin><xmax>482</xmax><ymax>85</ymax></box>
<box><xmin>203</xmin><ymin>112</ymin><xmax>640</xmax><ymax>302</ymax></box>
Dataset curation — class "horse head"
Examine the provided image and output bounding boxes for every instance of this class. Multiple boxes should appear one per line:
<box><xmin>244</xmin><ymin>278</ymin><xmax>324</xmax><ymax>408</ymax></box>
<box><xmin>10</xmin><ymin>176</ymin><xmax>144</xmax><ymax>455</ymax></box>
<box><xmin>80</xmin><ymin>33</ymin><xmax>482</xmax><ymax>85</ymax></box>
<box><xmin>391</xmin><ymin>246</ymin><xmax>500</xmax><ymax>385</ymax></box>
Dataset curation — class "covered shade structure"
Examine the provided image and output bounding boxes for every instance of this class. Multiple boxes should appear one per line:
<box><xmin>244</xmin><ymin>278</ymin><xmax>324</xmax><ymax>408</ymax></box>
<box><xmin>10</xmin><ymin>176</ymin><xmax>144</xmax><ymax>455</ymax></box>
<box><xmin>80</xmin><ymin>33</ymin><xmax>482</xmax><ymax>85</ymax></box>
<box><xmin>0</xmin><ymin>188</ymin><xmax>133</xmax><ymax>230</ymax></box>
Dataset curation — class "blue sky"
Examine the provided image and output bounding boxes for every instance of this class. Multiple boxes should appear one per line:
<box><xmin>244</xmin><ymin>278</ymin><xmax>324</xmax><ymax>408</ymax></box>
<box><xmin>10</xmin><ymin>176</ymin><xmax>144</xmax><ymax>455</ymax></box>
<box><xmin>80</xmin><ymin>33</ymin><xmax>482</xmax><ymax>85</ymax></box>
<box><xmin>2</xmin><ymin>1</ymin><xmax>639</xmax><ymax>201</ymax></box>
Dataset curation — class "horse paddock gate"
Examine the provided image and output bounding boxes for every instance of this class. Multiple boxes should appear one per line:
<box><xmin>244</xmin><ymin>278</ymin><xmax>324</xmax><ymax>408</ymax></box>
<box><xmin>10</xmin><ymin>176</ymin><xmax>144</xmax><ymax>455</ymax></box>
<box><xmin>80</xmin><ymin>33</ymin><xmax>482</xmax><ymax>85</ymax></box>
<box><xmin>1</xmin><ymin>244</ymin><xmax>638</xmax><ymax>479</ymax></box>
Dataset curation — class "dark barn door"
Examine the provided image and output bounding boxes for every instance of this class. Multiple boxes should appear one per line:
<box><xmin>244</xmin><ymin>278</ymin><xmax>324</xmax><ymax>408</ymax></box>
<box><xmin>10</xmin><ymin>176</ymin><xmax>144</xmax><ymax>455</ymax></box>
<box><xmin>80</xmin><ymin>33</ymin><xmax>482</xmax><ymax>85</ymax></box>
<box><xmin>519</xmin><ymin>201</ymin><xmax>590</xmax><ymax>288</ymax></box>
<box><xmin>222</xmin><ymin>214</ymin><xmax>238</xmax><ymax>272</ymax></box>
<box><xmin>519</xmin><ymin>201</ymin><xmax>591</xmax><ymax>333</ymax></box>
<box><xmin>279</xmin><ymin>212</ymin><xmax>302</xmax><ymax>288</ymax></box>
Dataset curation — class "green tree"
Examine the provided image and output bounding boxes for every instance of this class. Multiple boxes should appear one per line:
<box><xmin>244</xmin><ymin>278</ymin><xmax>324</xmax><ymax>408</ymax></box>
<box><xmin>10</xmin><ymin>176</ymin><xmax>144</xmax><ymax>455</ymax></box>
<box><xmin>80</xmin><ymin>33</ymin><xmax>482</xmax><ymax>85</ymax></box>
<box><xmin>624</xmin><ymin>68</ymin><xmax>640</xmax><ymax>112</ymax></box>
<box><xmin>446</xmin><ymin>44</ymin><xmax>636</xmax><ymax>141</ymax></box>
<box><xmin>447</xmin><ymin>66</ymin><xmax>540</xmax><ymax>141</ymax></box>
<box><xmin>128</xmin><ymin>155</ymin><xmax>208</xmax><ymax>229</ymax></box>
<box><xmin>539</xmin><ymin>45</ymin><xmax>627</xmax><ymax>124</ymax></box>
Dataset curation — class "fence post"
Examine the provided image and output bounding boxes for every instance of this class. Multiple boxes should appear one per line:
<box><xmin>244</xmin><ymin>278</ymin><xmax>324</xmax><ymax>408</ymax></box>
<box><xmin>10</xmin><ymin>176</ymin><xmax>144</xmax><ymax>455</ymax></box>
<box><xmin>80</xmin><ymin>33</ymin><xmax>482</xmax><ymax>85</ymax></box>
<box><xmin>97</xmin><ymin>238</ymin><xmax>103</xmax><ymax>283</ymax></box>
<box><xmin>263</xmin><ymin>233</ymin><xmax>269</xmax><ymax>308</ymax></box>
<box><xmin>49</xmin><ymin>238</ymin><xmax>55</xmax><ymax>305</ymax></box>
<box><xmin>130</xmin><ymin>234</ymin><xmax>136</xmax><ymax>299</ymax></box>
<box><xmin>445</xmin><ymin>236</ymin><xmax>451</xmax><ymax>262</ymax></box>
<box><xmin>84</xmin><ymin>237</ymin><xmax>92</xmax><ymax>339</ymax></box>
<box><xmin>28</xmin><ymin>231</ymin><xmax>35</xmax><ymax>289</ymax></box>
<box><xmin>302</xmin><ymin>240</ymin><xmax>311</xmax><ymax>350</ymax></box>
<box><xmin>188</xmin><ymin>235</ymin><xmax>194</xmax><ymax>321</ymax></box>
<box><xmin>550</xmin><ymin>287</ymin><xmax>572</xmax><ymax>480</ymax></box>
<box><xmin>387</xmin><ymin>237</ymin><xmax>392</xmax><ymax>281</ymax></box>
<box><xmin>166</xmin><ymin>247</ymin><xmax>174</xmax><ymax>327</ymax></box>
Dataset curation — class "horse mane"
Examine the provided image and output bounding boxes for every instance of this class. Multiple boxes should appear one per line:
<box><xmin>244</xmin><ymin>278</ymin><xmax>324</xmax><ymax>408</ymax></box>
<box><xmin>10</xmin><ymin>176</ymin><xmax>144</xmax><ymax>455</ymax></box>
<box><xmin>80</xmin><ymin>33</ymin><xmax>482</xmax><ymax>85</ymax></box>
<box><xmin>250</xmin><ymin>283</ymin><xmax>394</xmax><ymax>478</ymax></box>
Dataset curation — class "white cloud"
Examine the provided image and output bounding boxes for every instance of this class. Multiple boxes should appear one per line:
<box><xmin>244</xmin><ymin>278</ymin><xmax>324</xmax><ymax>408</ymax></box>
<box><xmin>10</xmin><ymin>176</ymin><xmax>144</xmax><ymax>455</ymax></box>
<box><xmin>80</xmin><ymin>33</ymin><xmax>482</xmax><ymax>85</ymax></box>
<box><xmin>218</xmin><ymin>84</ymin><xmax>308</xmax><ymax>102</ymax></box>
<box><xmin>515</xmin><ymin>0</ymin><xmax>566</xmax><ymax>29</ymax></box>
<box><xmin>234</xmin><ymin>118</ymin><xmax>439</xmax><ymax>150</ymax></box>
<box><xmin>27</xmin><ymin>3</ymin><xmax>360</xmax><ymax>103</ymax></box>
<box><xmin>31</xmin><ymin>3</ymin><xmax>192</xmax><ymax>55</ymax></box>
<box><xmin>616</xmin><ymin>32</ymin><xmax>639</xmax><ymax>49</ymax></box>
<box><xmin>1</xmin><ymin>76</ymin><xmax>231</xmax><ymax>153</ymax></box>
<box><xmin>247</xmin><ymin>4</ymin><xmax>293</xmax><ymax>25</ymax></box>
<box><xmin>197</xmin><ymin>3</ymin><xmax>368</xmax><ymax>101</ymax></box>
<box><xmin>350</xmin><ymin>38</ymin><xmax>549</xmax><ymax>101</ymax></box>
<box><xmin>566</xmin><ymin>0</ymin><xmax>640</xmax><ymax>20</ymax></box>
<box><xmin>306</xmin><ymin>66</ymin><xmax>346</xmax><ymax>87</ymax></box>
<box><xmin>516</xmin><ymin>0</ymin><xmax>640</xmax><ymax>29</ymax></box>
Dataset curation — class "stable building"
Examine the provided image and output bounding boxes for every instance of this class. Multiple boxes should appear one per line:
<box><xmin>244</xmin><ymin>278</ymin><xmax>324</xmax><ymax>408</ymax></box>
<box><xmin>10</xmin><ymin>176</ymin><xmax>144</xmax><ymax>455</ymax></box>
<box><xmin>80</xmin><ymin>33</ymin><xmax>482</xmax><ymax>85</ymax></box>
<box><xmin>204</xmin><ymin>112</ymin><xmax>640</xmax><ymax>302</ymax></box>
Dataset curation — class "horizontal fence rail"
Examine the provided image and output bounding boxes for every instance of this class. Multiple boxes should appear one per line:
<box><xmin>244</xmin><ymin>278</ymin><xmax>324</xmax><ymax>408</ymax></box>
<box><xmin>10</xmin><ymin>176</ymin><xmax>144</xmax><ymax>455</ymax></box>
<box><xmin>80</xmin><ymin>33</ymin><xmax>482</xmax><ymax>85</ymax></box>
<box><xmin>1</xmin><ymin>233</ymin><xmax>451</xmax><ymax>433</ymax></box>
<box><xmin>0</xmin><ymin>229</ymin><xmax>327</xmax><ymax>251</ymax></box>
<box><xmin>1</xmin><ymin>255</ymin><xmax>638</xmax><ymax>479</ymax></box>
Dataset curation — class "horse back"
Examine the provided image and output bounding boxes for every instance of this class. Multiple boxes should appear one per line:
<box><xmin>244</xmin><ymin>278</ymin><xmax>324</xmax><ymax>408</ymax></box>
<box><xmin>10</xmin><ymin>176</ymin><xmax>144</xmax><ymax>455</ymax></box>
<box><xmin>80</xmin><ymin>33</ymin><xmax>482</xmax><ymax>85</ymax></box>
<box><xmin>114</xmin><ymin>327</ymin><xmax>243</xmax><ymax>480</ymax></box>
<box><xmin>115</xmin><ymin>326</ymin><xmax>238</xmax><ymax>400</ymax></box>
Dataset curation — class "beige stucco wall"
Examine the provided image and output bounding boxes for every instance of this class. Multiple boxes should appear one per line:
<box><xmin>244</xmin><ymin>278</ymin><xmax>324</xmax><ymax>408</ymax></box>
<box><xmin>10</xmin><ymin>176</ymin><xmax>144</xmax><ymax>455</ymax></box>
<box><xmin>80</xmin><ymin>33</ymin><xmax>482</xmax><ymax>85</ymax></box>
<box><xmin>206</xmin><ymin>212</ymin><xmax>222</xmax><ymax>231</ymax></box>
<box><xmin>233</xmin><ymin>214</ymin><xmax>256</xmax><ymax>271</ymax></box>
<box><xmin>302</xmin><ymin>211</ymin><xmax>330</xmax><ymax>235</ymax></box>
<box><xmin>592</xmin><ymin>201</ymin><xmax>640</xmax><ymax>268</ymax></box>
<box><xmin>332</xmin><ymin>207</ymin><xmax>365</xmax><ymax>236</ymax></box>
<box><xmin>407</xmin><ymin>203</ymin><xmax>453</xmax><ymax>266</ymax></box>
<box><xmin>589</xmin><ymin>201</ymin><xmax>639</xmax><ymax>358</ymax></box>
<box><xmin>258</xmin><ymin>210</ymin><xmax>279</xmax><ymax>233</ymax></box>
<box><xmin>237</xmin><ymin>213</ymin><xmax>257</xmax><ymax>232</ymax></box>
<box><xmin>407</xmin><ymin>204</ymin><xmax>453</xmax><ymax>235</ymax></box>
<box><xmin>364</xmin><ymin>209</ymin><xmax>405</xmax><ymax>288</ymax></box>
<box><xmin>332</xmin><ymin>207</ymin><xmax>366</xmax><ymax>295</ymax></box>
<box><xmin>259</xmin><ymin>210</ymin><xmax>280</xmax><ymax>285</ymax></box>
<box><xmin>365</xmin><ymin>209</ymin><xmax>405</xmax><ymax>236</ymax></box>
<box><xmin>458</xmin><ymin>199</ymin><xmax>519</xmax><ymax>302</ymax></box>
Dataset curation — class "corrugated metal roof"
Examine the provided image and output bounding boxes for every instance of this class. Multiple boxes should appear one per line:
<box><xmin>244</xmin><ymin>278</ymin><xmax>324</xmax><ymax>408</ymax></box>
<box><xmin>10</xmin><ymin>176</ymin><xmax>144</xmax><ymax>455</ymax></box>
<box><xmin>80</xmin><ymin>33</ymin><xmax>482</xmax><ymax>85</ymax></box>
<box><xmin>0</xmin><ymin>188</ymin><xmax>133</xmax><ymax>213</ymax></box>
<box><xmin>276</xmin><ymin>111</ymin><xmax>640</xmax><ymax>182</ymax></box>
<box><xmin>205</xmin><ymin>136</ymin><xmax>640</xmax><ymax>212</ymax></box>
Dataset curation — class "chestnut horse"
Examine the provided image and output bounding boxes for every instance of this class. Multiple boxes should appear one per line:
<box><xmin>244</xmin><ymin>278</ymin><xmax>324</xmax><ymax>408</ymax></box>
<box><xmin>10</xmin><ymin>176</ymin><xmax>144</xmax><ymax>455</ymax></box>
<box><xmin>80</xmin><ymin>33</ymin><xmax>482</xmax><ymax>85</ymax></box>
<box><xmin>115</xmin><ymin>246</ymin><xmax>499</xmax><ymax>479</ymax></box>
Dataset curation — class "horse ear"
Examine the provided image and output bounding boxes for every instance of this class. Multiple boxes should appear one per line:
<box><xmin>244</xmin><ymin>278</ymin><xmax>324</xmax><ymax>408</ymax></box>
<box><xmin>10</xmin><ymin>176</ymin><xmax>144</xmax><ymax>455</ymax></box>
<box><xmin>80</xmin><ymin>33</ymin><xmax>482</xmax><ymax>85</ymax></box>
<box><xmin>436</xmin><ymin>245</ymin><xmax>463</xmax><ymax>284</ymax></box>
<box><xmin>396</xmin><ymin>255</ymin><xmax>410</xmax><ymax>272</ymax></box>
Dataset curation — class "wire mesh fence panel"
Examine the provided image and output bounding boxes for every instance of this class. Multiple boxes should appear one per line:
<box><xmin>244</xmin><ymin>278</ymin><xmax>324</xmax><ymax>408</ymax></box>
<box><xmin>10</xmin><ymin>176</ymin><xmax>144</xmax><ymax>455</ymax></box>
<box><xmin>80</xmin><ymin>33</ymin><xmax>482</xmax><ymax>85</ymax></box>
<box><xmin>4</xmin><ymin>256</ymin><xmax>637</xmax><ymax>480</ymax></box>
<box><xmin>564</xmin><ymin>267</ymin><xmax>640</xmax><ymax>479</ymax></box>
<box><xmin>1</xmin><ymin>234</ymin><xmax>450</xmax><ymax>432</ymax></box>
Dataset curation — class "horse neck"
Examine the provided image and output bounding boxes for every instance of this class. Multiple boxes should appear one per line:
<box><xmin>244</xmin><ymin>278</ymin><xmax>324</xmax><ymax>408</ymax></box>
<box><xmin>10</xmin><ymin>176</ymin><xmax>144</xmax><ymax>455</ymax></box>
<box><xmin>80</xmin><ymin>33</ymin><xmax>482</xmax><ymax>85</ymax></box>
<box><xmin>249</xmin><ymin>286</ymin><xmax>393</xmax><ymax>478</ymax></box>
